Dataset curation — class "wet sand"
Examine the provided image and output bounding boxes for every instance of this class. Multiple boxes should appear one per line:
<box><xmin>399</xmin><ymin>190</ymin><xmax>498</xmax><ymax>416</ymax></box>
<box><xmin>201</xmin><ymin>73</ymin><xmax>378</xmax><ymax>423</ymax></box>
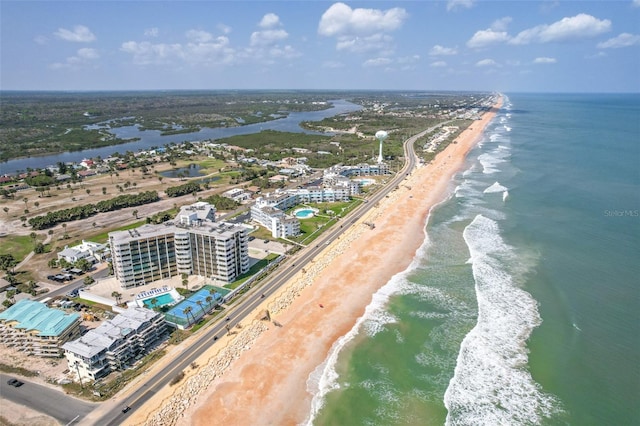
<box><xmin>126</xmin><ymin>99</ymin><xmax>501</xmax><ymax>426</ymax></box>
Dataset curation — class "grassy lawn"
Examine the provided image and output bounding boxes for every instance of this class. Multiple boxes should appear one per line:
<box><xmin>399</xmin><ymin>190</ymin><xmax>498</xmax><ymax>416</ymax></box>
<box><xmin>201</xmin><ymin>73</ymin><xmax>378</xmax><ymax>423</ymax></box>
<box><xmin>196</xmin><ymin>158</ymin><xmax>227</xmax><ymax>173</ymax></box>
<box><xmin>0</xmin><ymin>234</ymin><xmax>37</xmax><ymax>262</ymax></box>
<box><xmin>287</xmin><ymin>199</ymin><xmax>362</xmax><ymax>245</ymax></box>
<box><xmin>225</xmin><ymin>253</ymin><xmax>280</xmax><ymax>289</ymax></box>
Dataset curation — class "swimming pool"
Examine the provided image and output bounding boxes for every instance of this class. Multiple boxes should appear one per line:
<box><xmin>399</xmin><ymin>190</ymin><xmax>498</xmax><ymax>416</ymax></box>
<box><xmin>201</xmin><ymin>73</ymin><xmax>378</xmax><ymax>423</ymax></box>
<box><xmin>142</xmin><ymin>293</ymin><xmax>176</xmax><ymax>308</ymax></box>
<box><xmin>135</xmin><ymin>286</ymin><xmax>183</xmax><ymax>309</ymax></box>
<box><xmin>294</xmin><ymin>208</ymin><xmax>317</xmax><ymax>219</ymax></box>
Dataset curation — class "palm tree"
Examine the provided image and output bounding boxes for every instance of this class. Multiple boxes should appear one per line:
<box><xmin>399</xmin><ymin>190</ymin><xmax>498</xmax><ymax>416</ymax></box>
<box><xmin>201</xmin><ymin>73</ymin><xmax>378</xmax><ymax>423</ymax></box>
<box><xmin>183</xmin><ymin>306</ymin><xmax>194</xmax><ymax>326</ymax></box>
<box><xmin>208</xmin><ymin>287</ymin><xmax>220</xmax><ymax>310</ymax></box>
<box><xmin>181</xmin><ymin>273</ymin><xmax>189</xmax><ymax>290</ymax></box>
<box><xmin>2</xmin><ymin>207</ymin><xmax>8</xmax><ymax>216</ymax></box>
<box><xmin>111</xmin><ymin>291</ymin><xmax>122</xmax><ymax>305</ymax></box>
<box><xmin>205</xmin><ymin>295</ymin><xmax>214</xmax><ymax>311</ymax></box>
<box><xmin>150</xmin><ymin>298</ymin><xmax>158</xmax><ymax>311</ymax></box>
<box><xmin>132</xmin><ymin>209</ymin><xmax>139</xmax><ymax>219</ymax></box>
<box><xmin>22</xmin><ymin>197</ymin><xmax>28</xmax><ymax>208</ymax></box>
<box><xmin>196</xmin><ymin>300</ymin><xmax>205</xmax><ymax>316</ymax></box>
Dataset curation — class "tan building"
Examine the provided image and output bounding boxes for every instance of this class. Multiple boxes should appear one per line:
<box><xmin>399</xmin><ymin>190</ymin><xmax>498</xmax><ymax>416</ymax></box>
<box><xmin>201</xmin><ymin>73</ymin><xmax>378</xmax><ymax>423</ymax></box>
<box><xmin>0</xmin><ymin>299</ymin><xmax>81</xmax><ymax>358</ymax></box>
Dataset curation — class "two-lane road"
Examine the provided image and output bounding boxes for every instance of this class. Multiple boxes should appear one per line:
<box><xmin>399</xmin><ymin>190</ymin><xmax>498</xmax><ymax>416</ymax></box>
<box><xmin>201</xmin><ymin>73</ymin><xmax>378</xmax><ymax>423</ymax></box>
<box><xmin>89</xmin><ymin>127</ymin><xmax>435</xmax><ymax>425</ymax></box>
<box><xmin>1</xmin><ymin>373</ymin><xmax>96</xmax><ymax>424</ymax></box>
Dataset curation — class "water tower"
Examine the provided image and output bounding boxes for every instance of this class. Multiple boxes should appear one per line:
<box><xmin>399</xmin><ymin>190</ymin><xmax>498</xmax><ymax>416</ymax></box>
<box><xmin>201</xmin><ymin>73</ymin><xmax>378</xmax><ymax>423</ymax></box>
<box><xmin>375</xmin><ymin>130</ymin><xmax>388</xmax><ymax>164</ymax></box>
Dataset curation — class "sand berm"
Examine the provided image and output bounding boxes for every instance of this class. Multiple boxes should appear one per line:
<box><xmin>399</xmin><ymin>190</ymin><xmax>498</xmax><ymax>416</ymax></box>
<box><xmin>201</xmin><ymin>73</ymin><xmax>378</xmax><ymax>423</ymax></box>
<box><xmin>117</xmin><ymin>98</ymin><xmax>502</xmax><ymax>426</ymax></box>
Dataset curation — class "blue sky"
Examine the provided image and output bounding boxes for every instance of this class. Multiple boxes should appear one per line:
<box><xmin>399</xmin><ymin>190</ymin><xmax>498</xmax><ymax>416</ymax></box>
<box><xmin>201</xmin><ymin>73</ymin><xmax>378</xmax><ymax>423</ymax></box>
<box><xmin>1</xmin><ymin>1</ymin><xmax>639</xmax><ymax>92</ymax></box>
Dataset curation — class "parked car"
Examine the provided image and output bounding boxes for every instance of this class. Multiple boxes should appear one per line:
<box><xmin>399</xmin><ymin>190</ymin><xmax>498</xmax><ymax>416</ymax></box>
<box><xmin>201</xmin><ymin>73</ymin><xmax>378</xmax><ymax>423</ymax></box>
<box><xmin>7</xmin><ymin>378</ymin><xmax>24</xmax><ymax>387</ymax></box>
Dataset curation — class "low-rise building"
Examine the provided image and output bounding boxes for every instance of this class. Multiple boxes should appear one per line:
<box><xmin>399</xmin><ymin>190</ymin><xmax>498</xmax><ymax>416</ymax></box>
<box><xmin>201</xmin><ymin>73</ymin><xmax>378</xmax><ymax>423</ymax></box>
<box><xmin>57</xmin><ymin>240</ymin><xmax>107</xmax><ymax>264</ymax></box>
<box><xmin>62</xmin><ymin>307</ymin><xmax>166</xmax><ymax>382</ymax></box>
<box><xmin>0</xmin><ymin>299</ymin><xmax>81</xmax><ymax>357</ymax></box>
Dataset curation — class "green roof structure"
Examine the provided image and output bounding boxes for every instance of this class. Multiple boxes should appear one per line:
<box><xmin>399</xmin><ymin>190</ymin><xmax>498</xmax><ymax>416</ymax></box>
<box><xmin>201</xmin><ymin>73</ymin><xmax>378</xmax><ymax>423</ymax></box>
<box><xmin>0</xmin><ymin>299</ymin><xmax>80</xmax><ymax>337</ymax></box>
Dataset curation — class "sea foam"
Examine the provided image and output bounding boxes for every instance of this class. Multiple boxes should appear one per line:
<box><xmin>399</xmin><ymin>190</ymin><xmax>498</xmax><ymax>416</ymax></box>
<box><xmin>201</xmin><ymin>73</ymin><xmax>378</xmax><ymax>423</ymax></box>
<box><xmin>444</xmin><ymin>215</ymin><xmax>561</xmax><ymax>425</ymax></box>
<box><xmin>303</xmin><ymin>229</ymin><xmax>434</xmax><ymax>426</ymax></box>
<box><xmin>483</xmin><ymin>182</ymin><xmax>508</xmax><ymax>194</ymax></box>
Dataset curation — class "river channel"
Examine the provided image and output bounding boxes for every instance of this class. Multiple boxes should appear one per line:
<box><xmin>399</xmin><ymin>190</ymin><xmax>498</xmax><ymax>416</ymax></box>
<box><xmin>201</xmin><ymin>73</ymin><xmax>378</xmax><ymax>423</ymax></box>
<box><xmin>1</xmin><ymin>99</ymin><xmax>362</xmax><ymax>175</ymax></box>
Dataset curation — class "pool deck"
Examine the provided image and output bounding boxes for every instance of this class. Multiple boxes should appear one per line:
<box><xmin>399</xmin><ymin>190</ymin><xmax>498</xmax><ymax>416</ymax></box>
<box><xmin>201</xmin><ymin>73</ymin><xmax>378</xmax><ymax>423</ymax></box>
<box><xmin>82</xmin><ymin>274</ymin><xmax>207</xmax><ymax>306</ymax></box>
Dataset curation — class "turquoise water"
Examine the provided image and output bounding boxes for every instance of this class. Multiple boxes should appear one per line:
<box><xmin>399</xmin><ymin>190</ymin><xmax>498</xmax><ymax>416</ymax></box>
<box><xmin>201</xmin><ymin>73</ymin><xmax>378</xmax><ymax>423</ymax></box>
<box><xmin>307</xmin><ymin>94</ymin><xmax>639</xmax><ymax>425</ymax></box>
<box><xmin>295</xmin><ymin>209</ymin><xmax>316</xmax><ymax>219</ymax></box>
<box><xmin>141</xmin><ymin>292</ymin><xmax>175</xmax><ymax>308</ymax></box>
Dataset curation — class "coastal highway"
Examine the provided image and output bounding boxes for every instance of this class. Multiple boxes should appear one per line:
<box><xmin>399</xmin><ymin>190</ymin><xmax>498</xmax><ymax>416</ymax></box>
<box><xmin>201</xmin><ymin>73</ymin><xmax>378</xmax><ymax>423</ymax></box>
<box><xmin>89</xmin><ymin>127</ymin><xmax>435</xmax><ymax>426</ymax></box>
<box><xmin>0</xmin><ymin>373</ymin><xmax>96</xmax><ymax>424</ymax></box>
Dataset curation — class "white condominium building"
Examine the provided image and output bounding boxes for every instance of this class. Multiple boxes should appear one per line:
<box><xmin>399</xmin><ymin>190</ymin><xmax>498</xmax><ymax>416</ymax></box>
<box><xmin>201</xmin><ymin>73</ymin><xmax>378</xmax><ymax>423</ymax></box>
<box><xmin>62</xmin><ymin>307</ymin><xmax>166</xmax><ymax>382</ymax></box>
<box><xmin>109</xmin><ymin>202</ymin><xmax>249</xmax><ymax>289</ymax></box>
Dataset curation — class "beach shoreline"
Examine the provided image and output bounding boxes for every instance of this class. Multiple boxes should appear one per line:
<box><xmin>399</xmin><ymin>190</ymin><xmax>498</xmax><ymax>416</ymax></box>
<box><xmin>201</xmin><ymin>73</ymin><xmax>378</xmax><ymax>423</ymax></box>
<box><xmin>123</xmin><ymin>98</ymin><xmax>502</xmax><ymax>426</ymax></box>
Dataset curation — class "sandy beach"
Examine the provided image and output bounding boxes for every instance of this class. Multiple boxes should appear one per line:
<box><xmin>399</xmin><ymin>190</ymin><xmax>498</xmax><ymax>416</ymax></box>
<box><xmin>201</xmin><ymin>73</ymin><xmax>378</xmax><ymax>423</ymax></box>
<box><xmin>124</xmin><ymin>99</ymin><xmax>501</xmax><ymax>426</ymax></box>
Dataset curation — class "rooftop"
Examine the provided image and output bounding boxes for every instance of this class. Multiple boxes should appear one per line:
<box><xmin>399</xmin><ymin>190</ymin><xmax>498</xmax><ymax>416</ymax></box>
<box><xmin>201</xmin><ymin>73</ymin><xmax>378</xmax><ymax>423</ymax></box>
<box><xmin>0</xmin><ymin>299</ymin><xmax>80</xmax><ymax>337</ymax></box>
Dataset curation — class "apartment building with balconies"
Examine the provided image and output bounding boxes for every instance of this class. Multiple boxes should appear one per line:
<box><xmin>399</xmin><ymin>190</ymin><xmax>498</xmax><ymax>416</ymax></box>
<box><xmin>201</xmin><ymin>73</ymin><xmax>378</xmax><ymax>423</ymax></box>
<box><xmin>0</xmin><ymin>299</ymin><xmax>81</xmax><ymax>357</ymax></box>
<box><xmin>62</xmin><ymin>307</ymin><xmax>166</xmax><ymax>382</ymax></box>
<box><xmin>109</xmin><ymin>202</ymin><xmax>249</xmax><ymax>289</ymax></box>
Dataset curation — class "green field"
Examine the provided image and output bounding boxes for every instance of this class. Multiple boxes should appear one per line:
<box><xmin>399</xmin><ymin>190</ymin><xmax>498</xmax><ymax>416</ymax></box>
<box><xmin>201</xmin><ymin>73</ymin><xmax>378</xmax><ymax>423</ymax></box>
<box><xmin>0</xmin><ymin>234</ymin><xmax>42</xmax><ymax>263</ymax></box>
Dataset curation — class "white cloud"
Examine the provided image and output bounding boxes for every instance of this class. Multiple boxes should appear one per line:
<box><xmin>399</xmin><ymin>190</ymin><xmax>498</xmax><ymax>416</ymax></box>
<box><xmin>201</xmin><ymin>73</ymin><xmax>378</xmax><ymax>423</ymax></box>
<box><xmin>476</xmin><ymin>58</ymin><xmax>499</xmax><ymax>67</ymax></box>
<box><xmin>121</xmin><ymin>38</ymin><xmax>234</xmax><ymax>66</ymax></box>
<box><xmin>597</xmin><ymin>33</ymin><xmax>640</xmax><ymax>49</ymax></box>
<box><xmin>259</xmin><ymin>13</ymin><xmax>281</xmax><ymax>29</ymax></box>
<box><xmin>50</xmin><ymin>47</ymin><xmax>99</xmax><ymax>69</ymax></box>
<box><xmin>54</xmin><ymin>25</ymin><xmax>96</xmax><ymax>43</ymax></box>
<box><xmin>267</xmin><ymin>45</ymin><xmax>301</xmax><ymax>59</ymax></box>
<box><xmin>491</xmin><ymin>17</ymin><xmax>512</xmax><ymax>32</ymax></box>
<box><xmin>447</xmin><ymin>0</ymin><xmax>475</xmax><ymax>12</ymax></box>
<box><xmin>318</xmin><ymin>3</ymin><xmax>408</xmax><ymax>37</ymax></box>
<box><xmin>144</xmin><ymin>28</ymin><xmax>159</xmax><ymax>38</ymax></box>
<box><xmin>322</xmin><ymin>60</ymin><xmax>344</xmax><ymax>69</ymax></box>
<box><xmin>186</xmin><ymin>30</ymin><xmax>213</xmax><ymax>43</ymax></box>
<box><xmin>77</xmin><ymin>48</ymin><xmax>99</xmax><ymax>59</ymax></box>
<box><xmin>363</xmin><ymin>57</ymin><xmax>392</xmax><ymax>67</ymax></box>
<box><xmin>467</xmin><ymin>29</ymin><xmax>510</xmax><ymax>49</ymax></box>
<box><xmin>217</xmin><ymin>24</ymin><xmax>232</xmax><ymax>35</ymax></box>
<box><xmin>430</xmin><ymin>61</ymin><xmax>447</xmax><ymax>67</ymax></box>
<box><xmin>250</xmin><ymin>29</ymin><xmax>289</xmax><ymax>47</ymax></box>
<box><xmin>397</xmin><ymin>54</ymin><xmax>420</xmax><ymax>64</ymax></box>
<box><xmin>533</xmin><ymin>57</ymin><xmax>557</xmax><ymax>64</ymax></box>
<box><xmin>429</xmin><ymin>45</ymin><xmax>457</xmax><ymax>56</ymax></box>
<box><xmin>34</xmin><ymin>35</ymin><xmax>48</xmax><ymax>45</ymax></box>
<box><xmin>510</xmin><ymin>14</ymin><xmax>611</xmax><ymax>45</ymax></box>
<box><xmin>335</xmin><ymin>33</ymin><xmax>393</xmax><ymax>53</ymax></box>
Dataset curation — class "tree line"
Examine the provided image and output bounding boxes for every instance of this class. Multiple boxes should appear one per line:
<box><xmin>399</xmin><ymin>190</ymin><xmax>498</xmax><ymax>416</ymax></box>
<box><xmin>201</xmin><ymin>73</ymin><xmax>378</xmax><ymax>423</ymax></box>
<box><xmin>28</xmin><ymin>191</ymin><xmax>160</xmax><ymax>230</ymax></box>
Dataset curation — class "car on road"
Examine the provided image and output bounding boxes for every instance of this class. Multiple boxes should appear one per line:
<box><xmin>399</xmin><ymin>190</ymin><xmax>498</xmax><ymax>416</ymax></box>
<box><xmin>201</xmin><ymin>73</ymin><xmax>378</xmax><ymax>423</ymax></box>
<box><xmin>248</xmin><ymin>236</ymin><xmax>255</xmax><ymax>241</ymax></box>
<box><xmin>7</xmin><ymin>378</ymin><xmax>24</xmax><ymax>387</ymax></box>
<box><xmin>263</xmin><ymin>240</ymin><xmax>269</xmax><ymax>244</ymax></box>
<box><xmin>122</xmin><ymin>406</ymin><xmax>131</xmax><ymax>413</ymax></box>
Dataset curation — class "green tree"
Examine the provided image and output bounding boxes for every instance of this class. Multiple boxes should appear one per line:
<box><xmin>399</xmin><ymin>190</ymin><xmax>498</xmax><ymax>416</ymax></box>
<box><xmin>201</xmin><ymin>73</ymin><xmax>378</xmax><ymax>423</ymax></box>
<box><xmin>181</xmin><ymin>273</ymin><xmax>189</xmax><ymax>290</ymax></box>
<box><xmin>111</xmin><ymin>291</ymin><xmax>122</xmax><ymax>305</ymax></box>
<box><xmin>34</xmin><ymin>242</ymin><xmax>46</xmax><ymax>254</ymax></box>
<box><xmin>75</xmin><ymin>258</ymin><xmax>92</xmax><ymax>272</ymax></box>
<box><xmin>2</xmin><ymin>207</ymin><xmax>8</xmax><ymax>216</ymax></box>
<box><xmin>196</xmin><ymin>300</ymin><xmax>205</xmax><ymax>315</ymax></box>
<box><xmin>0</xmin><ymin>254</ymin><xmax>18</xmax><ymax>273</ymax></box>
<box><xmin>183</xmin><ymin>306</ymin><xmax>195</xmax><ymax>325</ymax></box>
<box><xmin>83</xmin><ymin>276</ymin><xmax>95</xmax><ymax>285</ymax></box>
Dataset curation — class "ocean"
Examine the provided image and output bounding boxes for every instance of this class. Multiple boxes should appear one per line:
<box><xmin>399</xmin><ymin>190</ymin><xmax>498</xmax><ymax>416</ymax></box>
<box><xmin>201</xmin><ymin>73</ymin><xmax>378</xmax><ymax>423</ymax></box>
<box><xmin>305</xmin><ymin>93</ymin><xmax>640</xmax><ymax>425</ymax></box>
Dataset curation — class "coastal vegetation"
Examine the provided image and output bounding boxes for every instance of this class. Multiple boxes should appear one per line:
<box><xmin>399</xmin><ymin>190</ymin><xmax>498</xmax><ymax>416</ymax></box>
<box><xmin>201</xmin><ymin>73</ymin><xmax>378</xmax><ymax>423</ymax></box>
<box><xmin>28</xmin><ymin>190</ymin><xmax>160</xmax><ymax>229</ymax></box>
<box><xmin>0</xmin><ymin>91</ymin><xmax>335</xmax><ymax>162</ymax></box>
